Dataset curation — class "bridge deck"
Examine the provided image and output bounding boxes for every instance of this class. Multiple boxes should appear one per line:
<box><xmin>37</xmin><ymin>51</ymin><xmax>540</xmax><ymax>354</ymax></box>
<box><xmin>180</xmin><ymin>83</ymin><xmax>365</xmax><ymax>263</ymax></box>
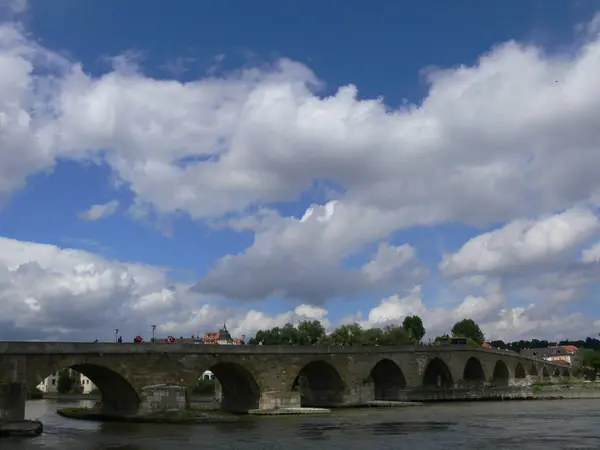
<box><xmin>0</xmin><ymin>342</ymin><xmax>565</xmax><ymax>367</ymax></box>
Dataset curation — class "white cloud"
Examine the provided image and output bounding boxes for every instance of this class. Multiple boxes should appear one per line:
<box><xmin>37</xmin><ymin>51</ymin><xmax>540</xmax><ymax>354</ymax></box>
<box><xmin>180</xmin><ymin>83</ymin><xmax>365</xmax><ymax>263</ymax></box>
<box><xmin>1</xmin><ymin>17</ymin><xmax>600</xmax><ymax>309</ymax></box>
<box><xmin>356</xmin><ymin>283</ymin><xmax>597</xmax><ymax>342</ymax></box>
<box><xmin>480</xmin><ymin>306</ymin><xmax>593</xmax><ymax>343</ymax></box>
<box><xmin>1</xmin><ymin>19</ymin><xmax>600</xmax><ymax>229</ymax></box>
<box><xmin>361</xmin><ymin>284</ymin><xmax>505</xmax><ymax>335</ymax></box>
<box><xmin>161</xmin><ymin>303</ymin><xmax>332</xmax><ymax>340</ymax></box>
<box><xmin>2</xmin><ymin>16</ymin><xmax>600</xmax><ymax>341</ymax></box>
<box><xmin>0</xmin><ymin>236</ymin><xmax>181</xmax><ymax>338</ymax></box>
<box><xmin>581</xmin><ymin>240</ymin><xmax>600</xmax><ymax>263</ymax></box>
<box><xmin>361</xmin><ymin>243</ymin><xmax>418</xmax><ymax>283</ymax></box>
<box><xmin>193</xmin><ymin>201</ymin><xmax>424</xmax><ymax>303</ymax></box>
<box><xmin>440</xmin><ymin>208</ymin><xmax>600</xmax><ymax>277</ymax></box>
<box><xmin>0</xmin><ymin>236</ymin><xmax>336</xmax><ymax>341</ymax></box>
<box><xmin>77</xmin><ymin>200</ymin><xmax>119</xmax><ymax>221</ymax></box>
<box><xmin>1</xmin><ymin>0</ymin><xmax>27</xmax><ymax>14</ymax></box>
<box><xmin>0</xmin><ymin>234</ymin><xmax>597</xmax><ymax>343</ymax></box>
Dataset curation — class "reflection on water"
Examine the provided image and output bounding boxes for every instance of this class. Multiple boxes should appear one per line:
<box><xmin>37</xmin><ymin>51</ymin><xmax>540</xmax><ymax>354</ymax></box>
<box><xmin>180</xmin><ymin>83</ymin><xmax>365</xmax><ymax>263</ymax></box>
<box><xmin>0</xmin><ymin>399</ymin><xmax>598</xmax><ymax>449</ymax></box>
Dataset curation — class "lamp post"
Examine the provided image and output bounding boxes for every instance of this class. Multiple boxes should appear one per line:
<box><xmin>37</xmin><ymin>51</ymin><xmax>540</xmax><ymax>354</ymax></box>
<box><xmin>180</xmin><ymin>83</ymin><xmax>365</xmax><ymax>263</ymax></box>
<box><xmin>151</xmin><ymin>325</ymin><xmax>156</xmax><ymax>342</ymax></box>
<box><xmin>114</xmin><ymin>328</ymin><xmax>119</xmax><ymax>343</ymax></box>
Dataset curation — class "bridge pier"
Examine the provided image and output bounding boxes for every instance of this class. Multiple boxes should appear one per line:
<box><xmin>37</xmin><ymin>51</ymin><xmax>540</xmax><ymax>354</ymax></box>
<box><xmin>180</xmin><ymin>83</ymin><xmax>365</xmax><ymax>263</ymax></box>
<box><xmin>0</xmin><ymin>383</ymin><xmax>26</xmax><ymax>422</ymax></box>
<box><xmin>137</xmin><ymin>385</ymin><xmax>188</xmax><ymax>416</ymax></box>
<box><xmin>258</xmin><ymin>390</ymin><xmax>301</xmax><ymax>409</ymax></box>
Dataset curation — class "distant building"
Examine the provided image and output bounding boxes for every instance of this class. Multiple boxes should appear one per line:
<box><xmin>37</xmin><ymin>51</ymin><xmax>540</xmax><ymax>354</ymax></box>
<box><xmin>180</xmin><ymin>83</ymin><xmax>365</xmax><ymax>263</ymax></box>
<box><xmin>521</xmin><ymin>345</ymin><xmax>579</xmax><ymax>367</ymax></box>
<box><xmin>203</xmin><ymin>323</ymin><xmax>244</xmax><ymax>345</ymax></box>
<box><xmin>174</xmin><ymin>336</ymin><xmax>204</xmax><ymax>344</ymax></box>
<box><xmin>36</xmin><ymin>369</ymin><xmax>97</xmax><ymax>394</ymax></box>
<box><xmin>202</xmin><ymin>370</ymin><xmax>215</xmax><ymax>380</ymax></box>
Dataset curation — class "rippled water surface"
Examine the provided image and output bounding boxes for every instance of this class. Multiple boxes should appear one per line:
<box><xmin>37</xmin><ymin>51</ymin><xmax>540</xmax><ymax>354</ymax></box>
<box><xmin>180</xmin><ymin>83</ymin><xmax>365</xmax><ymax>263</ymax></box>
<box><xmin>1</xmin><ymin>399</ymin><xmax>600</xmax><ymax>449</ymax></box>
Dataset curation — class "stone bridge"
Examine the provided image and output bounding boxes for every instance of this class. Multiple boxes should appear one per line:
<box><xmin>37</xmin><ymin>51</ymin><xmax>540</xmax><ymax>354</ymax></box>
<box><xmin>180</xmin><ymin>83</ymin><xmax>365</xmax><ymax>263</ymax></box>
<box><xmin>0</xmin><ymin>342</ymin><xmax>571</xmax><ymax>420</ymax></box>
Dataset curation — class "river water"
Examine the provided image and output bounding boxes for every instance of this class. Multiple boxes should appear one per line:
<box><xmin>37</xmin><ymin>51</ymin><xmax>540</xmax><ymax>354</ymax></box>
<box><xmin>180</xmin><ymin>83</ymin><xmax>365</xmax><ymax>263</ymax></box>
<box><xmin>1</xmin><ymin>399</ymin><xmax>599</xmax><ymax>449</ymax></box>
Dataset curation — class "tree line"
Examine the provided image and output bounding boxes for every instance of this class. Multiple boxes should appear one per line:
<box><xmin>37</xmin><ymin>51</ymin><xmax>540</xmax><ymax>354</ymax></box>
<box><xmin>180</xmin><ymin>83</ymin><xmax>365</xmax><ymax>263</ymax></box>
<box><xmin>248</xmin><ymin>316</ymin><xmax>600</xmax><ymax>355</ymax></box>
<box><xmin>489</xmin><ymin>336</ymin><xmax>600</xmax><ymax>352</ymax></box>
<box><xmin>248</xmin><ymin>317</ymin><xmax>490</xmax><ymax>346</ymax></box>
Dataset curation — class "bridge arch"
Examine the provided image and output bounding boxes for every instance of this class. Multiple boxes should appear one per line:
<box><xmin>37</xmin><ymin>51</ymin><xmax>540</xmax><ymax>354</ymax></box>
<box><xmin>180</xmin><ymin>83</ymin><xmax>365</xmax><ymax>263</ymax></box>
<box><xmin>492</xmin><ymin>360</ymin><xmax>510</xmax><ymax>387</ymax></box>
<box><xmin>292</xmin><ymin>360</ymin><xmax>345</xmax><ymax>407</ymax></box>
<box><xmin>562</xmin><ymin>368</ymin><xmax>570</xmax><ymax>377</ymax></box>
<box><xmin>542</xmin><ymin>367</ymin><xmax>550</xmax><ymax>378</ymax></box>
<box><xmin>369</xmin><ymin>359</ymin><xmax>407</xmax><ymax>401</ymax></box>
<box><xmin>553</xmin><ymin>368</ymin><xmax>561</xmax><ymax>377</ymax></box>
<box><xmin>463</xmin><ymin>357</ymin><xmax>485</xmax><ymax>384</ymax></box>
<box><xmin>207</xmin><ymin>362</ymin><xmax>261</xmax><ymax>413</ymax></box>
<box><xmin>514</xmin><ymin>362</ymin><xmax>526</xmax><ymax>379</ymax></box>
<box><xmin>423</xmin><ymin>358</ymin><xmax>453</xmax><ymax>388</ymax></box>
<box><xmin>30</xmin><ymin>361</ymin><xmax>140</xmax><ymax>415</ymax></box>
<box><xmin>529</xmin><ymin>364</ymin><xmax>538</xmax><ymax>376</ymax></box>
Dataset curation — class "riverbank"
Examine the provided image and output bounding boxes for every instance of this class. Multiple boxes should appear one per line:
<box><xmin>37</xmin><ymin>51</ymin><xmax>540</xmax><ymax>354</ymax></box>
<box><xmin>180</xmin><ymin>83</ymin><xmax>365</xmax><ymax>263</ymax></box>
<box><xmin>0</xmin><ymin>420</ymin><xmax>43</xmax><ymax>438</ymax></box>
<box><xmin>57</xmin><ymin>407</ymin><xmax>240</xmax><ymax>424</ymax></box>
<box><xmin>249</xmin><ymin>407</ymin><xmax>331</xmax><ymax>415</ymax></box>
<box><xmin>532</xmin><ymin>382</ymin><xmax>600</xmax><ymax>399</ymax></box>
<box><xmin>36</xmin><ymin>392</ymin><xmax>210</xmax><ymax>403</ymax></box>
<box><xmin>41</xmin><ymin>393</ymin><xmax>100</xmax><ymax>401</ymax></box>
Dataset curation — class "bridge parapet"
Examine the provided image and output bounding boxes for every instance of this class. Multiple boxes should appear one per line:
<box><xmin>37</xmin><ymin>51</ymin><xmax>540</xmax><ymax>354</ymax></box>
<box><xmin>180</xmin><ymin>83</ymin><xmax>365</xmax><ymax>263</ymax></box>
<box><xmin>0</xmin><ymin>342</ymin><xmax>573</xmax><ymax>421</ymax></box>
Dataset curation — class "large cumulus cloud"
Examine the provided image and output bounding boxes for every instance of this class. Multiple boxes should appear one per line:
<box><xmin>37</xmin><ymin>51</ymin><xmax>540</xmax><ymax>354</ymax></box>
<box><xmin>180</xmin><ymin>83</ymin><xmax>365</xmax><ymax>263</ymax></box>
<box><xmin>2</xmin><ymin>13</ymin><xmax>600</xmax><ymax>340</ymax></box>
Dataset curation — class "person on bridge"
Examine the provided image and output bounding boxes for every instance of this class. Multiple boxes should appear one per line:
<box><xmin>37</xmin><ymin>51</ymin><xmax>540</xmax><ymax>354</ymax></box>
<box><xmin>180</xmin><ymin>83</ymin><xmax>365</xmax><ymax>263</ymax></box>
<box><xmin>118</xmin><ymin>336</ymin><xmax>122</xmax><ymax>343</ymax></box>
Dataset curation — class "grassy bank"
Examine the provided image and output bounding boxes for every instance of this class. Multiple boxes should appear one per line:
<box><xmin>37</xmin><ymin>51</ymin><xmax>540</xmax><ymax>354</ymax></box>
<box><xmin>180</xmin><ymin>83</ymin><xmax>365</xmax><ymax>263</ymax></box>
<box><xmin>40</xmin><ymin>392</ymin><xmax>100</xmax><ymax>400</ymax></box>
<box><xmin>532</xmin><ymin>380</ymin><xmax>600</xmax><ymax>398</ymax></box>
<box><xmin>532</xmin><ymin>379</ymin><xmax>599</xmax><ymax>390</ymax></box>
<box><xmin>56</xmin><ymin>407</ymin><xmax>239</xmax><ymax>424</ymax></box>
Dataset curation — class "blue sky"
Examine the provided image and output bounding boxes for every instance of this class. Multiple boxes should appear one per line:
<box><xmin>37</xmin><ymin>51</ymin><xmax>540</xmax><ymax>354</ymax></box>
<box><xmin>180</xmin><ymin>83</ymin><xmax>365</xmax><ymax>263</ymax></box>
<box><xmin>1</xmin><ymin>0</ymin><xmax>600</xmax><ymax>342</ymax></box>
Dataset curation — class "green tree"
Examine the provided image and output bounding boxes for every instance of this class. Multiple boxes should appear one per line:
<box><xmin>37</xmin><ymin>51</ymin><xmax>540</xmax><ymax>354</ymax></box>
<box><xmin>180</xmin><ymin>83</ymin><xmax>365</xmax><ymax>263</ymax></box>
<box><xmin>402</xmin><ymin>316</ymin><xmax>426</xmax><ymax>342</ymax></box>
<box><xmin>582</xmin><ymin>349</ymin><xmax>600</xmax><ymax>380</ymax></box>
<box><xmin>194</xmin><ymin>378</ymin><xmax>216</xmax><ymax>395</ymax></box>
<box><xmin>296</xmin><ymin>320</ymin><xmax>326</xmax><ymax>345</ymax></box>
<box><xmin>280</xmin><ymin>323</ymin><xmax>299</xmax><ymax>345</ymax></box>
<box><xmin>451</xmin><ymin>318</ymin><xmax>485</xmax><ymax>345</ymax></box>
<box><xmin>361</xmin><ymin>327</ymin><xmax>384</xmax><ymax>345</ymax></box>
<box><xmin>329</xmin><ymin>323</ymin><xmax>363</xmax><ymax>346</ymax></box>
<box><xmin>489</xmin><ymin>340</ymin><xmax>507</xmax><ymax>349</ymax></box>
<box><xmin>56</xmin><ymin>369</ymin><xmax>74</xmax><ymax>394</ymax></box>
<box><xmin>250</xmin><ymin>326</ymin><xmax>283</xmax><ymax>345</ymax></box>
<box><xmin>380</xmin><ymin>325</ymin><xmax>413</xmax><ymax>346</ymax></box>
<box><xmin>583</xmin><ymin>349</ymin><xmax>600</xmax><ymax>370</ymax></box>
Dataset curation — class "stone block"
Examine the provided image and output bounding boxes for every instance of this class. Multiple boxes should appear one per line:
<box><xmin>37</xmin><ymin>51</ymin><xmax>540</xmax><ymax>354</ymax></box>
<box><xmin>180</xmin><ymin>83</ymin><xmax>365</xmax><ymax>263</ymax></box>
<box><xmin>138</xmin><ymin>384</ymin><xmax>188</xmax><ymax>415</ymax></box>
<box><xmin>0</xmin><ymin>383</ymin><xmax>26</xmax><ymax>422</ymax></box>
<box><xmin>258</xmin><ymin>390</ymin><xmax>301</xmax><ymax>410</ymax></box>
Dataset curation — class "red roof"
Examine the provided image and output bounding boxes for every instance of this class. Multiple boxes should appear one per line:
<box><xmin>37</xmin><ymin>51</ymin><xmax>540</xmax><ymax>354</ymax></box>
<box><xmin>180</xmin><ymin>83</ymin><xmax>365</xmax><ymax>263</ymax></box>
<box><xmin>550</xmin><ymin>345</ymin><xmax>578</xmax><ymax>353</ymax></box>
<box><xmin>203</xmin><ymin>331</ymin><xmax>220</xmax><ymax>343</ymax></box>
<box><xmin>560</xmin><ymin>345</ymin><xmax>578</xmax><ymax>352</ymax></box>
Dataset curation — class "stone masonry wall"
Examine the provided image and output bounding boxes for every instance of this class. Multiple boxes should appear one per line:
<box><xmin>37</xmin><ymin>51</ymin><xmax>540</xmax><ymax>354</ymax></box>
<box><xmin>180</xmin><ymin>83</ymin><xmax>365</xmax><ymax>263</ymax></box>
<box><xmin>138</xmin><ymin>384</ymin><xmax>188</xmax><ymax>415</ymax></box>
<box><xmin>258</xmin><ymin>390</ymin><xmax>301</xmax><ymax>409</ymax></box>
<box><xmin>0</xmin><ymin>383</ymin><xmax>26</xmax><ymax>422</ymax></box>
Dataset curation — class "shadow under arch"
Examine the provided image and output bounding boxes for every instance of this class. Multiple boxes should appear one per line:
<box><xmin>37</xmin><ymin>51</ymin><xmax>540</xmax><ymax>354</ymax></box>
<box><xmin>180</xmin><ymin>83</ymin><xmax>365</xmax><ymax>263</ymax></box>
<box><xmin>208</xmin><ymin>362</ymin><xmax>261</xmax><ymax>413</ymax></box>
<box><xmin>562</xmin><ymin>368</ymin><xmax>570</xmax><ymax>377</ymax></box>
<box><xmin>369</xmin><ymin>359</ymin><xmax>407</xmax><ymax>401</ymax></box>
<box><xmin>492</xmin><ymin>360</ymin><xmax>509</xmax><ymax>387</ymax></box>
<box><xmin>423</xmin><ymin>358</ymin><xmax>453</xmax><ymax>388</ymax></box>
<box><xmin>463</xmin><ymin>357</ymin><xmax>485</xmax><ymax>384</ymax></box>
<box><xmin>292</xmin><ymin>360</ymin><xmax>345</xmax><ymax>407</ymax></box>
<box><xmin>515</xmin><ymin>362</ymin><xmax>526</xmax><ymax>379</ymax></box>
<box><xmin>542</xmin><ymin>367</ymin><xmax>550</xmax><ymax>378</ymax></box>
<box><xmin>529</xmin><ymin>364</ymin><xmax>538</xmax><ymax>376</ymax></box>
<box><xmin>34</xmin><ymin>363</ymin><xmax>140</xmax><ymax>415</ymax></box>
<box><xmin>553</xmin><ymin>368</ymin><xmax>561</xmax><ymax>377</ymax></box>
